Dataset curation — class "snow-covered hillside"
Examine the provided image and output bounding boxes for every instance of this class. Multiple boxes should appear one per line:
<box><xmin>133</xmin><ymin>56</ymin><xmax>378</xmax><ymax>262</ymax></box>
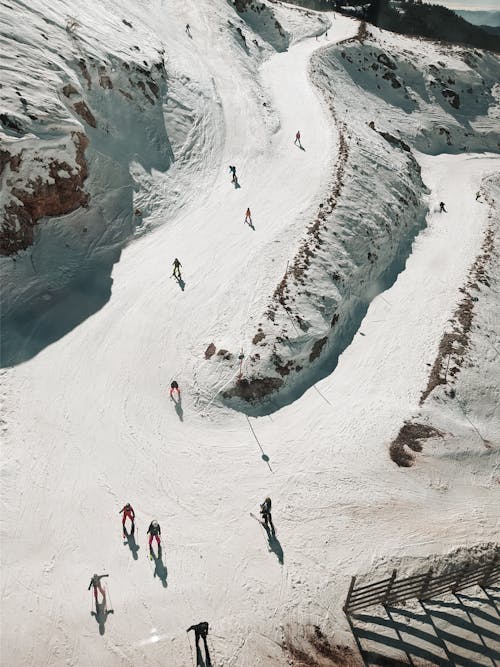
<box><xmin>1</xmin><ymin>1</ymin><xmax>499</xmax><ymax>666</ymax></box>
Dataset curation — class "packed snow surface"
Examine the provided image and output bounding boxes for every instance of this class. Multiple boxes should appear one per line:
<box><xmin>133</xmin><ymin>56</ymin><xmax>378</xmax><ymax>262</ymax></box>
<box><xmin>1</xmin><ymin>0</ymin><xmax>499</xmax><ymax>666</ymax></box>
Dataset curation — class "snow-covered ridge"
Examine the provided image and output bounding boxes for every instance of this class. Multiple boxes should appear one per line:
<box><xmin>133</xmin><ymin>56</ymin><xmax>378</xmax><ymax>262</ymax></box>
<box><xmin>0</xmin><ymin>0</ymin><xmax>326</xmax><ymax>366</ymax></box>
<box><xmin>218</xmin><ymin>23</ymin><xmax>500</xmax><ymax>414</ymax></box>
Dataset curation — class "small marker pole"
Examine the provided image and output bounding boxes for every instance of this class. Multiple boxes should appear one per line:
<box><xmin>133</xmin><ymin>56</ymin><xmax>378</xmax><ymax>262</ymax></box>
<box><xmin>238</xmin><ymin>349</ymin><xmax>244</xmax><ymax>380</ymax></box>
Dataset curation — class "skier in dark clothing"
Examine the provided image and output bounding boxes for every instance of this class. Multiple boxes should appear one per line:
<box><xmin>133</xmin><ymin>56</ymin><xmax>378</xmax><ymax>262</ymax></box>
<box><xmin>170</xmin><ymin>380</ymin><xmax>180</xmax><ymax>398</ymax></box>
<box><xmin>147</xmin><ymin>520</ymin><xmax>161</xmax><ymax>553</ymax></box>
<box><xmin>229</xmin><ymin>165</ymin><xmax>237</xmax><ymax>182</ymax></box>
<box><xmin>245</xmin><ymin>207</ymin><xmax>252</xmax><ymax>225</ymax></box>
<box><xmin>88</xmin><ymin>573</ymin><xmax>109</xmax><ymax>605</ymax></box>
<box><xmin>439</xmin><ymin>201</ymin><xmax>447</xmax><ymax>212</ymax></box>
<box><xmin>294</xmin><ymin>130</ymin><xmax>301</xmax><ymax>147</ymax></box>
<box><xmin>119</xmin><ymin>503</ymin><xmax>135</xmax><ymax>535</ymax></box>
<box><xmin>260</xmin><ymin>497</ymin><xmax>275</xmax><ymax>535</ymax></box>
<box><xmin>185</xmin><ymin>23</ymin><xmax>191</xmax><ymax>37</ymax></box>
<box><xmin>173</xmin><ymin>258</ymin><xmax>182</xmax><ymax>278</ymax></box>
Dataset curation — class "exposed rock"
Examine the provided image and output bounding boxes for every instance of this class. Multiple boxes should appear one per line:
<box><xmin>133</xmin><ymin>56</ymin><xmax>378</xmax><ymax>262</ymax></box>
<box><xmin>1</xmin><ymin>133</ymin><xmax>89</xmax><ymax>255</ymax></box>
<box><xmin>0</xmin><ymin>150</ymin><xmax>22</xmax><ymax>177</ymax></box>
<box><xmin>62</xmin><ymin>83</ymin><xmax>79</xmax><ymax>97</ymax></box>
<box><xmin>78</xmin><ymin>59</ymin><xmax>92</xmax><ymax>89</ymax></box>
<box><xmin>223</xmin><ymin>376</ymin><xmax>283</xmax><ymax>402</ymax></box>
<box><xmin>442</xmin><ymin>88</ymin><xmax>460</xmax><ymax>109</ymax></box>
<box><xmin>390</xmin><ymin>422</ymin><xmax>444</xmax><ymax>467</ymax></box>
<box><xmin>309</xmin><ymin>336</ymin><xmax>327</xmax><ymax>362</ymax></box>
<box><xmin>73</xmin><ymin>101</ymin><xmax>97</xmax><ymax>128</ymax></box>
<box><xmin>377</xmin><ymin>53</ymin><xmax>397</xmax><ymax>70</ymax></box>
<box><xmin>205</xmin><ymin>343</ymin><xmax>216</xmax><ymax>359</ymax></box>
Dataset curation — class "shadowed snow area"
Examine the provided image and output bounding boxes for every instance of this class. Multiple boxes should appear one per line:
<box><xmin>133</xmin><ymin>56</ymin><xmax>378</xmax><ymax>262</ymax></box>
<box><xmin>1</xmin><ymin>1</ymin><xmax>499</xmax><ymax>666</ymax></box>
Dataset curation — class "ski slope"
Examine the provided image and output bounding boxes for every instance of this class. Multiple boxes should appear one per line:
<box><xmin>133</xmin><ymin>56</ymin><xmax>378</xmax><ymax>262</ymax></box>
<box><xmin>1</xmin><ymin>2</ymin><xmax>499</xmax><ymax>666</ymax></box>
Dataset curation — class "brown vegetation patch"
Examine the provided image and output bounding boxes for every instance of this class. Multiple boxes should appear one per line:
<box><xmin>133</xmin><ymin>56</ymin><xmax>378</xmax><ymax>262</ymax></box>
<box><xmin>252</xmin><ymin>330</ymin><xmax>266</xmax><ymax>345</ymax></box>
<box><xmin>1</xmin><ymin>133</ymin><xmax>89</xmax><ymax>255</ymax></box>
<box><xmin>282</xmin><ymin>625</ymin><xmax>362</xmax><ymax>666</ymax></box>
<box><xmin>420</xmin><ymin>222</ymin><xmax>495</xmax><ymax>403</ymax></box>
<box><xmin>204</xmin><ymin>343</ymin><xmax>216</xmax><ymax>359</ymax></box>
<box><xmin>390</xmin><ymin>422</ymin><xmax>444</xmax><ymax>467</ymax></box>
<box><xmin>222</xmin><ymin>376</ymin><xmax>283</xmax><ymax>402</ymax></box>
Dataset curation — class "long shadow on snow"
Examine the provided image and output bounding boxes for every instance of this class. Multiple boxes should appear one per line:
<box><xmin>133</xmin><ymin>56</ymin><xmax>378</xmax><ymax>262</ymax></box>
<box><xmin>229</xmin><ymin>218</ymin><xmax>428</xmax><ymax>417</ymax></box>
<box><xmin>1</xmin><ymin>253</ymin><xmax>118</xmax><ymax>367</ymax></box>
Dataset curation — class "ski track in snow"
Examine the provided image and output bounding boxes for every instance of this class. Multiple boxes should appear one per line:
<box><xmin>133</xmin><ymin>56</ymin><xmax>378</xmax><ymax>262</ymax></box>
<box><xmin>2</xmin><ymin>5</ymin><xmax>500</xmax><ymax>667</ymax></box>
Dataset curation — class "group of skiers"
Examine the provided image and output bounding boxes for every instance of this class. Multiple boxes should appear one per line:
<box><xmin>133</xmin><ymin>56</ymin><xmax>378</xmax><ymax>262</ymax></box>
<box><xmin>229</xmin><ymin>130</ymin><xmax>302</xmax><ymax>228</ymax></box>
<box><xmin>88</xmin><ymin>497</ymin><xmax>275</xmax><ymax>612</ymax></box>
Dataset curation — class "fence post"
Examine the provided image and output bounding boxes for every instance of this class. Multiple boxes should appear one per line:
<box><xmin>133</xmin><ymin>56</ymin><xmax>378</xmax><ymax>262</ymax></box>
<box><xmin>480</xmin><ymin>552</ymin><xmax>498</xmax><ymax>589</ymax></box>
<box><xmin>452</xmin><ymin>563</ymin><xmax>468</xmax><ymax>593</ymax></box>
<box><xmin>418</xmin><ymin>567</ymin><xmax>433</xmax><ymax>600</ymax></box>
<box><xmin>343</xmin><ymin>576</ymin><xmax>357</xmax><ymax>614</ymax></box>
<box><xmin>383</xmin><ymin>570</ymin><xmax>398</xmax><ymax>605</ymax></box>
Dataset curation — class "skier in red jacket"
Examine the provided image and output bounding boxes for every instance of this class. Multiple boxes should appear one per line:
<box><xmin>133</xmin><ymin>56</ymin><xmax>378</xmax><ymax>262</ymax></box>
<box><xmin>119</xmin><ymin>503</ymin><xmax>135</xmax><ymax>535</ymax></box>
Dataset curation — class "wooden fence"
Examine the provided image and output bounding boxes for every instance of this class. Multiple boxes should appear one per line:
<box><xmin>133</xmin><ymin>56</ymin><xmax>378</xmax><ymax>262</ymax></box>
<box><xmin>344</xmin><ymin>549</ymin><xmax>499</xmax><ymax>614</ymax></box>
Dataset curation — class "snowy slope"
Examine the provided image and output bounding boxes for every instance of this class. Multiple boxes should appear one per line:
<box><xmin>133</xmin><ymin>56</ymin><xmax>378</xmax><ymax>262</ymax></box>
<box><xmin>1</xmin><ymin>2</ymin><xmax>499</xmax><ymax>667</ymax></box>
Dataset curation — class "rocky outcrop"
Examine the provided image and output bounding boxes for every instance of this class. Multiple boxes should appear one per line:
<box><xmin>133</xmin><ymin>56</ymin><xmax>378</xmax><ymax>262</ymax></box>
<box><xmin>1</xmin><ymin>133</ymin><xmax>89</xmax><ymax>255</ymax></box>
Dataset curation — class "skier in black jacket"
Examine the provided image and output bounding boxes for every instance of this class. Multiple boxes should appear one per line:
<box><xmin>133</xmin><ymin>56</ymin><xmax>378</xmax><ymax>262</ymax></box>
<box><xmin>147</xmin><ymin>520</ymin><xmax>161</xmax><ymax>553</ymax></box>
<box><xmin>260</xmin><ymin>497</ymin><xmax>275</xmax><ymax>535</ymax></box>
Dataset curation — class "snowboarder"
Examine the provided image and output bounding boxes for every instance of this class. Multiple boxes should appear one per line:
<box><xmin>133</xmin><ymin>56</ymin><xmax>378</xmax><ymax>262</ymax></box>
<box><xmin>170</xmin><ymin>380</ymin><xmax>180</xmax><ymax>398</ymax></box>
<box><xmin>245</xmin><ymin>207</ymin><xmax>252</xmax><ymax>225</ymax></box>
<box><xmin>294</xmin><ymin>130</ymin><xmax>301</xmax><ymax>147</ymax></box>
<box><xmin>439</xmin><ymin>201</ymin><xmax>447</xmax><ymax>213</ymax></box>
<box><xmin>229</xmin><ymin>165</ymin><xmax>237</xmax><ymax>182</ymax></box>
<box><xmin>88</xmin><ymin>573</ymin><xmax>109</xmax><ymax>605</ymax></box>
<box><xmin>173</xmin><ymin>257</ymin><xmax>182</xmax><ymax>278</ymax></box>
<box><xmin>147</xmin><ymin>520</ymin><xmax>161</xmax><ymax>553</ymax></box>
<box><xmin>260</xmin><ymin>496</ymin><xmax>275</xmax><ymax>535</ymax></box>
<box><xmin>119</xmin><ymin>503</ymin><xmax>135</xmax><ymax>535</ymax></box>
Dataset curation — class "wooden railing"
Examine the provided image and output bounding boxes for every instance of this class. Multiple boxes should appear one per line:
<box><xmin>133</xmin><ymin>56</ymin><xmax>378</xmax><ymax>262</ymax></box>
<box><xmin>344</xmin><ymin>549</ymin><xmax>499</xmax><ymax>614</ymax></box>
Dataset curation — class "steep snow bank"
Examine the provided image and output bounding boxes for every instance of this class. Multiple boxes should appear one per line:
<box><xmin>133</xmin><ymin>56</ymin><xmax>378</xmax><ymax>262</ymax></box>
<box><xmin>0</xmin><ymin>0</ymin><xmax>326</xmax><ymax>367</ymax></box>
<box><xmin>220</xmin><ymin>23</ymin><xmax>500</xmax><ymax>413</ymax></box>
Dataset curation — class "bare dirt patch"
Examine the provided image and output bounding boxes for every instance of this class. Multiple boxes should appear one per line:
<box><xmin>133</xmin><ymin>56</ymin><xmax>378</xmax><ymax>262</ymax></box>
<box><xmin>282</xmin><ymin>625</ymin><xmax>362</xmax><ymax>667</ymax></box>
<box><xmin>390</xmin><ymin>422</ymin><xmax>444</xmax><ymax>467</ymax></box>
<box><xmin>420</xmin><ymin>214</ymin><xmax>496</xmax><ymax>404</ymax></box>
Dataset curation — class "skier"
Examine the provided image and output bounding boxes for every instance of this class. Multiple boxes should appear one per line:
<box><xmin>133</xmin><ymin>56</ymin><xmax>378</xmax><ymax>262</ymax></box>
<box><xmin>170</xmin><ymin>380</ymin><xmax>180</xmax><ymax>398</ymax></box>
<box><xmin>88</xmin><ymin>573</ymin><xmax>109</xmax><ymax>605</ymax></box>
<box><xmin>439</xmin><ymin>201</ymin><xmax>447</xmax><ymax>213</ymax></box>
<box><xmin>119</xmin><ymin>503</ymin><xmax>135</xmax><ymax>535</ymax></box>
<box><xmin>229</xmin><ymin>165</ymin><xmax>237</xmax><ymax>182</ymax></box>
<box><xmin>260</xmin><ymin>496</ymin><xmax>275</xmax><ymax>535</ymax></box>
<box><xmin>245</xmin><ymin>207</ymin><xmax>252</xmax><ymax>225</ymax></box>
<box><xmin>147</xmin><ymin>520</ymin><xmax>161</xmax><ymax>553</ymax></box>
<box><xmin>294</xmin><ymin>130</ymin><xmax>301</xmax><ymax>147</ymax></box>
<box><xmin>185</xmin><ymin>23</ymin><xmax>191</xmax><ymax>37</ymax></box>
<box><xmin>173</xmin><ymin>257</ymin><xmax>182</xmax><ymax>279</ymax></box>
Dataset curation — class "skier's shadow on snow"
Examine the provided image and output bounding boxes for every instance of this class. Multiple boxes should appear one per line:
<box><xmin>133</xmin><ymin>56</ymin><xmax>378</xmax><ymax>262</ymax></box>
<box><xmin>91</xmin><ymin>601</ymin><xmax>114</xmax><ymax>636</ymax></box>
<box><xmin>174</xmin><ymin>275</ymin><xmax>186</xmax><ymax>291</ymax></box>
<box><xmin>264</xmin><ymin>525</ymin><xmax>284</xmax><ymax>564</ymax></box>
<box><xmin>123</xmin><ymin>526</ymin><xmax>140</xmax><ymax>560</ymax></box>
<box><xmin>233</xmin><ymin>180</ymin><xmax>241</xmax><ymax>189</ymax></box>
<box><xmin>294</xmin><ymin>142</ymin><xmax>305</xmax><ymax>151</ymax></box>
<box><xmin>151</xmin><ymin>547</ymin><xmax>168</xmax><ymax>588</ymax></box>
<box><xmin>188</xmin><ymin>623</ymin><xmax>212</xmax><ymax>667</ymax></box>
<box><xmin>245</xmin><ymin>221</ymin><xmax>256</xmax><ymax>232</ymax></box>
<box><xmin>171</xmin><ymin>395</ymin><xmax>184</xmax><ymax>422</ymax></box>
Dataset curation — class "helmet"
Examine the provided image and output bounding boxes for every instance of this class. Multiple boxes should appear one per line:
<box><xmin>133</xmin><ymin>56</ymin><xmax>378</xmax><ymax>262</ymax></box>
<box><xmin>152</xmin><ymin>520</ymin><xmax>158</xmax><ymax>527</ymax></box>
<box><xmin>93</xmin><ymin>573</ymin><xmax>98</xmax><ymax>579</ymax></box>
